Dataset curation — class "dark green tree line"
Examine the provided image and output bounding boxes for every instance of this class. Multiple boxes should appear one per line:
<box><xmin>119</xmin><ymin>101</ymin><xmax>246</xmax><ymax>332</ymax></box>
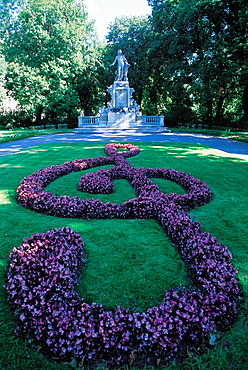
<box><xmin>147</xmin><ymin>0</ymin><xmax>248</xmax><ymax>126</ymax></box>
<box><xmin>0</xmin><ymin>0</ymin><xmax>103</xmax><ymax>127</ymax></box>
<box><xmin>0</xmin><ymin>0</ymin><xmax>247</xmax><ymax>128</ymax></box>
<box><xmin>104</xmin><ymin>0</ymin><xmax>247</xmax><ymax>127</ymax></box>
<box><xmin>0</xmin><ymin>52</ymin><xmax>6</xmax><ymax>103</ymax></box>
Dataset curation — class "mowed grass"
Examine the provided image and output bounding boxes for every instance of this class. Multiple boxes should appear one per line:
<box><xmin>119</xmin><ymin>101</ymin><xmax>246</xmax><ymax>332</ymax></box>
<box><xmin>0</xmin><ymin>142</ymin><xmax>248</xmax><ymax>369</ymax></box>
<box><xmin>0</xmin><ymin>129</ymin><xmax>72</xmax><ymax>144</ymax></box>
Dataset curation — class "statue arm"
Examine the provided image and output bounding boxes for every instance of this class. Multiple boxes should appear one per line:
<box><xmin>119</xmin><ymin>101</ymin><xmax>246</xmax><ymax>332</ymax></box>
<box><xmin>123</xmin><ymin>55</ymin><xmax>130</xmax><ymax>66</ymax></box>
<box><xmin>110</xmin><ymin>56</ymin><xmax>118</xmax><ymax>66</ymax></box>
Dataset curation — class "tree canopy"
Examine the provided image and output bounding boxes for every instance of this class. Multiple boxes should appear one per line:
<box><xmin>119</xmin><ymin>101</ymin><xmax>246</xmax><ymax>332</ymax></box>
<box><xmin>147</xmin><ymin>0</ymin><xmax>248</xmax><ymax>126</ymax></box>
<box><xmin>0</xmin><ymin>0</ymin><xmax>247</xmax><ymax>128</ymax></box>
<box><xmin>0</xmin><ymin>0</ymin><xmax>102</xmax><ymax>126</ymax></box>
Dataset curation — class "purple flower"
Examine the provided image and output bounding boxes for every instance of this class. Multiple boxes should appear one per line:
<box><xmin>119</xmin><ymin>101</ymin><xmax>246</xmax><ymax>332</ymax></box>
<box><xmin>7</xmin><ymin>143</ymin><xmax>241</xmax><ymax>368</ymax></box>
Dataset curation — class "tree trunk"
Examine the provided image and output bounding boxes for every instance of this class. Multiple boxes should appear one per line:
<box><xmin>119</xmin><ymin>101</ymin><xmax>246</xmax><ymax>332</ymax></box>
<box><xmin>35</xmin><ymin>106</ymin><xmax>43</xmax><ymax>126</ymax></box>
<box><xmin>206</xmin><ymin>98</ymin><xmax>213</xmax><ymax>127</ymax></box>
<box><xmin>50</xmin><ymin>110</ymin><xmax>58</xmax><ymax>129</ymax></box>
<box><xmin>137</xmin><ymin>89</ymin><xmax>143</xmax><ymax>106</ymax></box>
<box><xmin>215</xmin><ymin>87</ymin><xmax>226</xmax><ymax>124</ymax></box>
<box><xmin>243</xmin><ymin>84</ymin><xmax>248</xmax><ymax>120</ymax></box>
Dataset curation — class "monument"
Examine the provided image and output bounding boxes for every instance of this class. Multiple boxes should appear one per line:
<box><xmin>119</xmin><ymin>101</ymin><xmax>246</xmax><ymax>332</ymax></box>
<box><xmin>77</xmin><ymin>50</ymin><xmax>168</xmax><ymax>132</ymax></box>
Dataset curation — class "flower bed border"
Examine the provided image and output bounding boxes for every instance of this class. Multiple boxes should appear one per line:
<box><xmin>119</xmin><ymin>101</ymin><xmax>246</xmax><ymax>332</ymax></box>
<box><xmin>5</xmin><ymin>143</ymin><xmax>241</xmax><ymax>368</ymax></box>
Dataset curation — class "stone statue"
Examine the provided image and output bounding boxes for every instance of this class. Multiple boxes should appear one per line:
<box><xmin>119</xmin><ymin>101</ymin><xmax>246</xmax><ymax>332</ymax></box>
<box><xmin>110</xmin><ymin>49</ymin><xmax>130</xmax><ymax>81</ymax></box>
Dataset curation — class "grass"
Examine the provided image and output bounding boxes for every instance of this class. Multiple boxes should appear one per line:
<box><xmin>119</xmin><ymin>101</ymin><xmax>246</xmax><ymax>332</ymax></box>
<box><xmin>0</xmin><ymin>127</ymin><xmax>248</xmax><ymax>145</ymax></box>
<box><xmin>0</xmin><ymin>128</ymin><xmax>73</xmax><ymax>144</ymax></box>
<box><xmin>172</xmin><ymin>127</ymin><xmax>248</xmax><ymax>143</ymax></box>
<box><xmin>0</xmin><ymin>142</ymin><xmax>248</xmax><ymax>369</ymax></box>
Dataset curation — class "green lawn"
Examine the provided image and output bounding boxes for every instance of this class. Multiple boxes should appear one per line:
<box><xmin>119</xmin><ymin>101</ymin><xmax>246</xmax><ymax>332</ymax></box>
<box><xmin>172</xmin><ymin>127</ymin><xmax>248</xmax><ymax>143</ymax></box>
<box><xmin>0</xmin><ymin>129</ymin><xmax>73</xmax><ymax>144</ymax></box>
<box><xmin>0</xmin><ymin>127</ymin><xmax>248</xmax><ymax>145</ymax></box>
<box><xmin>0</xmin><ymin>142</ymin><xmax>247</xmax><ymax>369</ymax></box>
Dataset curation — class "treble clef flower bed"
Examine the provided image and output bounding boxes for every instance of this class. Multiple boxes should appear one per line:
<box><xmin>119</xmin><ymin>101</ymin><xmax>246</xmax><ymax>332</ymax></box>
<box><xmin>5</xmin><ymin>143</ymin><xmax>241</xmax><ymax>368</ymax></box>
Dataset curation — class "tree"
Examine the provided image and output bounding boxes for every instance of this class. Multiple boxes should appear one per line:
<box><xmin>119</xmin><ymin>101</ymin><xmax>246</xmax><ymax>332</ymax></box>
<box><xmin>0</xmin><ymin>52</ymin><xmax>6</xmax><ymax>104</ymax></box>
<box><xmin>1</xmin><ymin>0</ymin><xmax>100</xmax><ymax>127</ymax></box>
<box><xmin>148</xmin><ymin>0</ymin><xmax>248</xmax><ymax>126</ymax></box>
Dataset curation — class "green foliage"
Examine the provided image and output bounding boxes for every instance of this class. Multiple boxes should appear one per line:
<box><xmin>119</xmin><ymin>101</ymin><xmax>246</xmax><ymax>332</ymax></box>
<box><xmin>0</xmin><ymin>53</ymin><xmax>6</xmax><ymax>103</ymax></box>
<box><xmin>147</xmin><ymin>0</ymin><xmax>248</xmax><ymax>125</ymax></box>
<box><xmin>1</xmin><ymin>0</ymin><xmax>248</xmax><ymax>128</ymax></box>
<box><xmin>103</xmin><ymin>1</ymin><xmax>248</xmax><ymax>125</ymax></box>
<box><xmin>1</xmin><ymin>0</ymin><xmax>102</xmax><ymax>127</ymax></box>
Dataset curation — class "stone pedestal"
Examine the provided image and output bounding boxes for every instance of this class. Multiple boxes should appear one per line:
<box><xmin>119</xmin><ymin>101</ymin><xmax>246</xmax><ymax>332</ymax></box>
<box><xmin>108</xmin><ymin>112</ymin><xmax>136</xmax><ymax>126</ymax></box>
<box><xmin>107</xmin><ymin>81</ymin><xmax>134</xmax><ymax>110</ymax></box>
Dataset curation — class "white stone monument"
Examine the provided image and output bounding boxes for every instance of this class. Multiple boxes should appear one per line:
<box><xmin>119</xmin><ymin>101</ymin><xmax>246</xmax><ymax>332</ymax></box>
<box><xmin>77</xmin><ymin>50</ymin><xmax>168</xmax><ymax>132</ymax></box>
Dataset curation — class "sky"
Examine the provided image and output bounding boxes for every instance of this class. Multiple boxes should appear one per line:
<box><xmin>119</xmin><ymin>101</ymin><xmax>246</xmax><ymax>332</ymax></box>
<box><xmin>83</xmin><ymin>0</ymin><xmax>152</xmax><ymax>41</ymax></box>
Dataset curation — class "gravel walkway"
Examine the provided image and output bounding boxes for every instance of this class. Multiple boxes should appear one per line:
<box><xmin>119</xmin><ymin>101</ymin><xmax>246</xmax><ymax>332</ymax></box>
<box><xmin>0</xmin><ymin>131</ymin><xmax>248</xmax><ymax>160</ymax></box>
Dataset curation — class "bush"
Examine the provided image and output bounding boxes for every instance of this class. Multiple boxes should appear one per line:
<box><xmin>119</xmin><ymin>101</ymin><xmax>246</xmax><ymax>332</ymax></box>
<box><xmin>0</xmin><ymin>111</ymin><xmax>33</xmax><ymax>129</ymax></box>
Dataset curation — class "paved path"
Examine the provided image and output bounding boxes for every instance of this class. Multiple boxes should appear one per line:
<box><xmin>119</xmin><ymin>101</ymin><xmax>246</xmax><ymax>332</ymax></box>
<box><xmin>0</xmin><ymin>131</ymin><xmax>248</xmax><ymax>160</ymax></box>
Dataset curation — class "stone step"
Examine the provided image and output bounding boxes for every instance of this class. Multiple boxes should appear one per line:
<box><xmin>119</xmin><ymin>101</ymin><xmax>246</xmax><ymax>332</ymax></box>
<box><xmin>74</xmin><ymin>126</ymin><xmax>170</xmax><ymax>134</ymax></box>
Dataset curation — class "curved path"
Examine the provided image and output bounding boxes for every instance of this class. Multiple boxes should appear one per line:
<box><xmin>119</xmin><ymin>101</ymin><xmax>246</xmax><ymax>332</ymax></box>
<box><xmin>0</xmin><ymin>131</ymin><xmax>248</xmax><ymax>160</ymax></box>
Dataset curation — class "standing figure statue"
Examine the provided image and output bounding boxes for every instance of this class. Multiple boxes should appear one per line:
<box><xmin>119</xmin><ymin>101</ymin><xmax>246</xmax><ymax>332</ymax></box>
<box><xmin>110</xmin><ymin>49</ymin><xmax>130</xmax><ymax>81</ymax></box>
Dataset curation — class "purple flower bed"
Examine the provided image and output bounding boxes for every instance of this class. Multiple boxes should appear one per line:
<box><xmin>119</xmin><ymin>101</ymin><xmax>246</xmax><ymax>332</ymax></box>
<box><xmin>5</xmin><ymin>143</ymin><xmax>241</xmax><ymax>368</ymax></box>
<box><xmin>78</xmin><ymin>169</ymin><xmax>114</xmax><ymax>194</ymax></box>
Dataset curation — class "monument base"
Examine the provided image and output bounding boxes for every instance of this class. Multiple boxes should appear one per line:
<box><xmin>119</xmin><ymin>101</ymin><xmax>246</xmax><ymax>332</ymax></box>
<box><xmin>76</xmin><ymin>114</ymin><xmax>170</xmax><ymax>133</ymax></box>
<box><xmin>107</xmin><ymin>112</ymin><xmax>136</xmax><ymax>126</ymax></box>
<box><xmin>75</xmin><ymin>127</ymin><xmax>170</xmax><ymax>133</ymax></box>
